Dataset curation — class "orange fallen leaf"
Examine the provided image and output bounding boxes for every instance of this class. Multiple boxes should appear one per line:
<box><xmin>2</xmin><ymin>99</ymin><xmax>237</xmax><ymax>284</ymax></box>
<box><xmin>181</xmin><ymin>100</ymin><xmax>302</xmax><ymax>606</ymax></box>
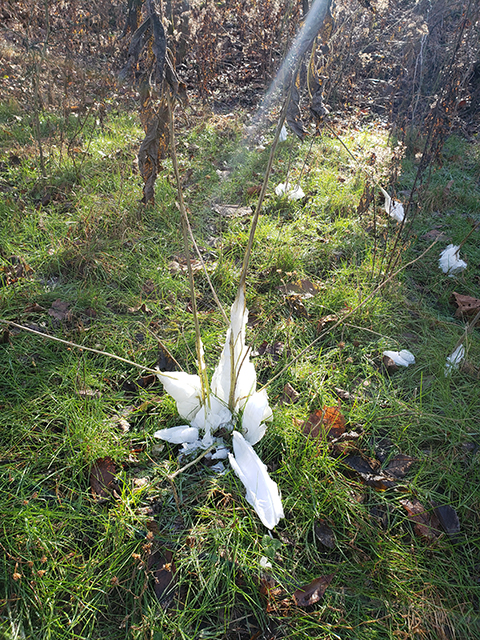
<box><xmin>302</xmin><ymin>407</ymin><xmax>346</xmax><ymax>440</ymax></box>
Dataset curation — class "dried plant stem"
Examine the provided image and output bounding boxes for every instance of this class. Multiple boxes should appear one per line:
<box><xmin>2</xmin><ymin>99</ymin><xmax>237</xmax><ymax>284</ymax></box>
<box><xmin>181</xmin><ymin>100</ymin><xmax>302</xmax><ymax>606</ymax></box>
<box><xmin>0</xmin><ymin>319</ymin><xmax>159</xmax><ymax>375</ymax></box>
<box><xmin>167</xmin><ymin>91</ymin><xmax>210</xmax><ymax>405</ymax></box>
<box><xmin>458</xmin><ymin>221</ymin><xmax>480</xmax><ymax>251</ymax></box>
<box><xmin>168</xmin><ymin>445</ymin><xmax>215</xmax><ymax>480</ymax></box>
<box><xmin>1</xmin><ymin>238</ymin><xmax>442</xmax><ymax>401</ymax></box>
<box><xmin>453</xmin><ymin>307</ymin><xmax>480</xmax><ymax>352</ymax></box>
<box><xmin>238</xmin><ymin>96</ymin><xmax>290</xmax><ymax>291</ymax></box>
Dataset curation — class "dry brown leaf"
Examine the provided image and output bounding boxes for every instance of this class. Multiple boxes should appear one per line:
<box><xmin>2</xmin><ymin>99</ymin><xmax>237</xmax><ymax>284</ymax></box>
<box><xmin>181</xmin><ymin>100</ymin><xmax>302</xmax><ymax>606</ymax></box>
<box><xmin>279</xmin><ymin>382</ymin><xmax>300</xmax><ymax>405</ymax></box>
<box><xmin>385</xmin><ymin>454</ymin><xmax>416</xmax><ymax>479</ymax></box>
<box><xmin>302</xmin><ymin>407</ymin><xmax>346</xmax><ymax>440</ymax></box>
<box><xmin>251</xmin><ymin>341</ymin><xmax>284</xmax><ymax>361</ymax></box>
<box><xmin>317</xmin><ymin>314</ymin><xmax>337</xmax><ymax>334</ymax></box>
<box><xmin>48</xmin><ymin>299</ymin><xmax>71</xmax><ymax>322</ymax></box>
<box><xmin>279</xmin><ymin>278</ymin><xmax>320</xmax><ymax>299</ymax></box>
<box><xmin>24</xmin><ymin>303</ymin><xmax>46</xmax><ymax>314</ymax></box>
<box><xmin>127</xmin><ymin>303</ymin><xmax>152</xmax><ymax>315</ymax></box>
<box><xmin>90</xmin><ymin>457</ymin><xmax>117</xmax><ymax>499</ymax></box>
<box><xmin>400</xmin><ymin>498</ymin><xmax>441</xmax><ymax>540</ymax></box>
<box><xmin>342</xmin><ymin>455</ymin><xmax>397</xmax><ymax>489</ymax></box>
<box><xmin>314</xmin><ymin>520</ymin><xmax>336</xmax><ymax>549</ymax></box>
<box><xmin>432</xmin><ymin>502</ymin><xmax>460</xmax><ymax>538</ymax></box>
<box><xmin>213</xmin><ymin>204</ymin><xmax>252</xmax><ymax>218</ymax></box>
<box><xmin>451</xmin><ymin>291</ymin><xmax>480</xmax><ymax>319</ymax></box>
<box><xmin>293</xmin><ymin>574</ymin><xmax>334</xmax><ymax>607</ymax></box>
<box><xmin>148</xmin><ymin>549</ymin><xmax>175</xmax><ymax>603</ymax></box>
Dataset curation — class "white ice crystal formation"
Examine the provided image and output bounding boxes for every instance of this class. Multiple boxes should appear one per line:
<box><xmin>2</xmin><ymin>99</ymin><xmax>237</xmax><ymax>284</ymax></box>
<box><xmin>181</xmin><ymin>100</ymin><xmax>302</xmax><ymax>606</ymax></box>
<box><xmin>275</xmin><ymin>182</ymin><xmax>305</xmax><ymax>200</ymax></box>
<box><xmin>439</xmin><ymin>245</ymin><xmax>467</xmax><ymax>276</ymax></box>
<box><xmin>444</xmin><ymin>344</ymin><xmax>465</xmax><ymax>375</ymax></box>
<box><xmin>379</xmin><ymin>187</ymin><xmax>405</xmax><ymax>223</ymax></box>
<box><xmin>154</xmin><ymin>287</ymin><xmax>283</xmax><ymax>529</ymax></box>
<box><xmin>382</xmin><ymin>350</ymin><xmax>415</xmax><ymax>367</ymax></box>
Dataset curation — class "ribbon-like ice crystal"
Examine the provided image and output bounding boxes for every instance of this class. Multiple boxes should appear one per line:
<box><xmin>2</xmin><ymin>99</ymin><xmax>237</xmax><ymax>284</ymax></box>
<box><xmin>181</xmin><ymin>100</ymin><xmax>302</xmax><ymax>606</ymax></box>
<box><xmin>380</xmin><ymin>186</ymin><xmax>405</xmax><ymax>223</ymax></box>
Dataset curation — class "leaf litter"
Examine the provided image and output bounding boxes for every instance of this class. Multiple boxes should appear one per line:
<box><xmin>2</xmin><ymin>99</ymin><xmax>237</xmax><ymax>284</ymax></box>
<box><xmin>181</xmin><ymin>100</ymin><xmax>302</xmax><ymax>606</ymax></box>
<box><xmin>293</xmin><ymin>574</ymin><xmax>334</xmax><ymax>607</ymax></box>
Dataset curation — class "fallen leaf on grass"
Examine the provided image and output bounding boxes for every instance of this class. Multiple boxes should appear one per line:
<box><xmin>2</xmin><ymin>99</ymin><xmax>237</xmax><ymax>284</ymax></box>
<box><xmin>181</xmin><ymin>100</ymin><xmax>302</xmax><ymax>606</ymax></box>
<box><xmin>384</xmin><ymin>454</ymin><xmax>416</xmax><ymax>479</ymax></box>
<box><xmin>302</xmin><ymin>407</ymin><xmax>346</xmax><ymax>440</ymax></box>
<box><xmin>342</xmin><ymin>455</ymin><xmax>397</xmax><ymax>490</ymax></box>
<box><xmin>279</xmin><ymin>278</ymin><xmax>320</xmax><ymax>299</ymax></box>
<box><xmin>24</xmin><ymin>303</ymin><xmax>46</xmax><ymax>314</ymax></box>
<box><xmin>316</xmin><ymin>314</ymin><xmax>337</xmax><ymax>334</ymax></box>
<box><xmin>148</xmin><ymin>549</ymin><xmax>175</xmax><ymax>604</ymax></box>
<box><xmin>168</xmin><ymin>258</ymin><xmax>203</xmax><ymax>275</ymax></box>
<box><xmin>421</xmin><ymin>228</ymin><xmax>449</xmax><ymax>242</ymax></box>
<box><xmin>213</xmin><ymin>204</ymin><xmax>252</xmax><ymax>218</ymax></box>
<box><xmin>451</xmin><ymin>291</ymin><xmax>480</xmax><ymax>319</ymax></box>
<box><xmin>260</xmin><ymin>576</ymin><xmax>287</xmax><ymax>613</ymax></box>
<box><xmin>90</xmin><ymin>457</ymin><xmax>117</xmax><ymax>499</ymax></box>
<box><xmin>136</xmin><ymin>374</ymin><xmax>157</xmax><ymax>388</ymax></box>
<box><xmin>246</xmin><ymin>185</ymin><xmax>261</xmax><ymax>196</ymax></box>
<box><xmin>400</xmin><ymin>498</ymin><xmax>441</xmax><ymax>540</ymax></box>
<box><xmin>314</xmin><ymin>520</ymin><xmax>336</xmax><ymax>549</ymax></box>
<box><xmin>48</xmin><ymin>299</ymin><xmax>71</xmax><ymax>321</ymax></box>
<box><xmin>251</xmin><ymin>341</ymin><xmax>284</xmax><ymax>361</ymax></box>
<box><xmin>333</xmin><ymin>387</ymin><xmax>356</xmax><ymax>402</ymax></box>
<box><xmin>127</xmin><ymin>303</ymin><xmax>152</xmax><ymax>315</ymax></box>
<box><xmin>293</xmin><ymin>574</ymin><xmax>334</xmax><ymax>607</ymax></box>
<box><xmin>157</xmin><ymin>346</ymin><xmax>178</xmax><ymax>373</ymax></box>
<box><xmin>279</xmin><ymin>382</ymin><xmax>300</xmax><ymax>405</ymax></box>
<box><xmin>432</xmin><ymin>502</ymin><xmax>460</xmax><ymax>539</ymax></box>
<box><xmin>77</xmin><ymin>388</ymin><xmax>102</xmax><ymax>398</ymax></box>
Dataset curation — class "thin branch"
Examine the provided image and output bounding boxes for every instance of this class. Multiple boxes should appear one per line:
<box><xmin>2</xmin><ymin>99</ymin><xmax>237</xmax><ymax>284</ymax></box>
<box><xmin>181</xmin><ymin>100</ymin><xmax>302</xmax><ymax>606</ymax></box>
<box><xmin>167</xmin><ymin>90</ymin><xmax>210</xmax><ymax>405</ymax></box>
<box><xmin>168</xmin><ymin>445</ymin><xmax>215</xmax><ymax>480</ymax></box>
<box><xmin>259</xmin><ymin>237</ymin><xmax>442</xmax><ymax>391</ymax></box>
<box><xmin>0</xmin><ymin>319</ymin><xmax>159</xmax><ymax>374</ymax></box>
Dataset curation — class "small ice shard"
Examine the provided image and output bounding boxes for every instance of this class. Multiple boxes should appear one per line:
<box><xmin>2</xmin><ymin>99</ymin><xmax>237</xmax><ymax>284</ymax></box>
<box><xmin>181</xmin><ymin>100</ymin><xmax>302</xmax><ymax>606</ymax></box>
<box><xmin>210</xmin><ymin>461</ymin><xmax>225</xmax><ymax>474</ymax></box>
<box><xmin>211</xmin><ymin>446</ymin><xmax>229</xmax><ymax>460</ymax></box>
<box><xmin>242</xmin><ymin>389</ymin><xmax>273</xmax><ymax>445</ymax></box>
<box><xmin>179</xmin><ymin>440</ymin><xmax>203</xmax><ymax>455</ymax></box>
<box><xmin>228</xmin><ymin>431</ymin><xmax>284</xmax><ymax>529</ymax></box>
<box><xmin>444</xmin><ymin>344</ymin><xmax>465</xmax><ymax>375</ymax></box>
<box><xmin>382</xmin><ymin>349</ymin><xmax>415</xmax><ymax>367</ymax></box>
<box><xmin>379</xmin><ymin>186</ymin><xmax>405</xmax><ymax>223</ymax></box>
<box><xmin>153</xmin><ymin>425</ymin><xmax>199</xmax><ymax>444</ymax></box>
<box><xmin>279</xmin><ymin>124</ymin><xmax>288</xmax><ymax>142</ymax></box>
<box><xmin>439</xmin><ymin>244</ymin><xmax>467</xmax><ymax>276</ymax></box>
<box><xmin>275</xmin><ymin>182</ymin><xmax>305</xmax><ymax>200</ymax></box>
<box><xmin>156</xmin><ymin>371</ymin><xmax>202</xmax><ymax>420</ymax></box>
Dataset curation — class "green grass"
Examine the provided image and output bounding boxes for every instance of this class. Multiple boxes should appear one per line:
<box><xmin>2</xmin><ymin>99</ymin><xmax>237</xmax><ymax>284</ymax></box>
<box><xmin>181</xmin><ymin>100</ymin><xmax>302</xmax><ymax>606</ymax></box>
<box><xmin>1</xmin><ymin>95</ymin><xmax>480</xmax><ymax>640</ymax></box>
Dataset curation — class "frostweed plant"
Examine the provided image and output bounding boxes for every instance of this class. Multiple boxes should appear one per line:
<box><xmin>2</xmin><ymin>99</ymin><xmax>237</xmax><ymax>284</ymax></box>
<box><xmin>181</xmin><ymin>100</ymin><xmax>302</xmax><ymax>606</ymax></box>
<box><xmin>154</xmin><ymin>286</ymin><xmax>284</xmax><ymax>530</ymax></box>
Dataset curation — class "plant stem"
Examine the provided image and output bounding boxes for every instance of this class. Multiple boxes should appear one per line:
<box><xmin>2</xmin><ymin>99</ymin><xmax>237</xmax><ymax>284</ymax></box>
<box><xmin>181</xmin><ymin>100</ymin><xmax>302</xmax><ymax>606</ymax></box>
<box><xmin>167</xmin><ymin>91</ymin><xmax>210</xmax><ymax>406</ymax></box>
<box><xmin>0</xmin><ymin>319</ymin><xmax>160</xmax><ymax>375</ymax></box>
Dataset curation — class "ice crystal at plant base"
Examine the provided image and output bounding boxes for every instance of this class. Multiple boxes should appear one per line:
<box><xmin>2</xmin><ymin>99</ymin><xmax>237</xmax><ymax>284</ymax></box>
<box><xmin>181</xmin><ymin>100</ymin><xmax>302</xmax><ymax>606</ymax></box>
<box><xmin>444</xmin><ymin>344</ymin><xmax>465</xmax><ymax>375</ymax></box>
<box><xmin>382</xmin><ymin>349</ymin><xmax>415</xmax><ymax>367</ymax></box>
<box><xmin>154</xmin><ymin>287</ymin><xmax>283</xmax><ymax>530</ymax></box>
<box><xmin>275</xmin><ymin>182</ymin><xmax>305</xmax><ymax>200</ymax></box>
<box><xmin>379</xmin><ymin>186</ymin><xmax>405</xmax><ymax>223</ymax></box>
<box><xmin>439</xmin><ymin>244</ymin><xmax>467</xmax><ymax>276</ymax></box>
